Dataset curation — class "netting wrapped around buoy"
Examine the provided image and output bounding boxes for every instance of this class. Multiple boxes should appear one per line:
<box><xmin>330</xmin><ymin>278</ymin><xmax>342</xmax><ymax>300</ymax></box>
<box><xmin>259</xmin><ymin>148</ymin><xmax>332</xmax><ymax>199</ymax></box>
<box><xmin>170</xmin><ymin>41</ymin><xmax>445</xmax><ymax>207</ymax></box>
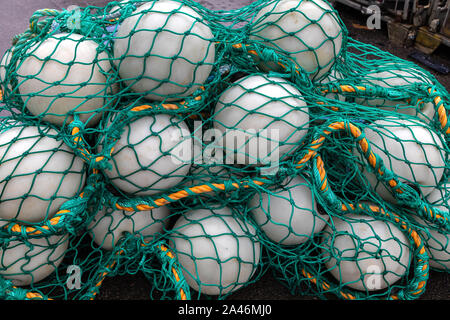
<box><xmin>0</xmin><ymin>0</ymin><xmax>448</xmax><ymax>301</ymax></box>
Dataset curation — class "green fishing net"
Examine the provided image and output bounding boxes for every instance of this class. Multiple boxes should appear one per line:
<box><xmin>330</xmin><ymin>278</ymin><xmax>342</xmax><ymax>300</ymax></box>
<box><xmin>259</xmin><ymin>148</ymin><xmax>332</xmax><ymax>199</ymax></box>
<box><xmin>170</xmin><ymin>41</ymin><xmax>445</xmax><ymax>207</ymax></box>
<box><xmin>0</xmin><ymin>0</ymin><xmax>448</xmax><ymax>301</ymax></box>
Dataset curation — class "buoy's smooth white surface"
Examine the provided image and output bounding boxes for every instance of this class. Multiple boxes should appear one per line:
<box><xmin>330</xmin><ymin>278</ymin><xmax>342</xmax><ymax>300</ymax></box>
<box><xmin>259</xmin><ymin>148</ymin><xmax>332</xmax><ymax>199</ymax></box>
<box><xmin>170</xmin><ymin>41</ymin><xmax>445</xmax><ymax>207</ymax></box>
<box><xmin>356</xmin><ymin>117</ymin><xmax>446</xmax><ymax>203</ymax></box>
<box><xmin>113</xmin><ymin>1</ymin><xmax>215</xmax><ymax>101</ymax></box>
<box><xmin>322</xmin><ymin>213</ymin><xmax>411</xmax><ymax>291</ymax></box>
<box><xmin>88</xmin><ymin>205</ymin><xmax>170</xmax><ymax>250</ymax></box>
<box><xmin>213</xmin><ymin>74</ymin><xmax>309</xmax><ymax>165</ymax></box>
<box><xmin>103</xmin><ymin>113</ymin><xmax>193</xmax><ymax>196</ymax></box>
<box><xmin>16</xmin><ymin>33</ymin><xmax>117</xmax><ymax>126</ymax></box>
<box><xmin>169</xmin><ymin>207</ymin><xmax>261</xmax><ymax>295</ymax></box>
<box><xmin>250</xmin><ymin>0</ymin><xmax>343</xmax><ymax>80</ymax></box>
<box><xmin>357</xmin><ymin>66</ymin><xmax>435</xmax><ymax>122</ymax></box>
<box><xmin>0</xmin><ymin>232</ymin><xmax>69</xmax><ymax>286</ymax></box>
<box><xmin>0</xmin><ymin>123</ymin><xmax>86</xmax><ymax>223</ymax></box>
<box><xmin>250</xmin><ymin>175</ymin><xmax>329</xmax><ymax>245</ymax></box>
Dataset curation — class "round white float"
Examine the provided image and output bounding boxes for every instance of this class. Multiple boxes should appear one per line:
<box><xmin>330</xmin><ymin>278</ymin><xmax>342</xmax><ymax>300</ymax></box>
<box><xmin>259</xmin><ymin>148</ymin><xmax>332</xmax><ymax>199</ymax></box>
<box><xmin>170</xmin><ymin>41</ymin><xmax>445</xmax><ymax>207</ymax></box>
<box><xmin>249</xmin><ymin>0</ymin><xmax>344</xmax><ymax>80</ymax></box>
<box><xmin>356</xmin><ymin>117</ymin><xmax>446</xmax><ymax>204</ymax></box>
<box><xmin>0</xmin><ymin>232</ymin><xmax>69</xmax><ymax>286</ymax></box>
<box><xmin>16</xmin><ymin>33</ymin><xmax>117</xmax><ymax>126</ymax></box>
<box><xmin>169</xmin><ymin>206</ymin><xmax>261</xmax><ymax>295</ymax></box>
<box><xmin>113</xmin><ymin>1</ymin><xmax>215</xmax><ymax>101</ymax></box>
<box><xmin>102</xmin><ymin>113</ymin><xmax>193</xmax><ymax>196</ymax></box>
<box><xmin>213</xmin><ymin>74</ymin><xmax>309</xmax><ymax>166</ymax></box>
<box><xmin>321</xmin><ymin>212</ymin><xmax>411</xmax><ymax>291</ymax></box>
<box><xmin>88</xmin><ymin>205</ymin><xmax>170</xmax><ymax>250</ymax></box>
<box><xmin>0</xmin><ymin>122</ymin><xmax>86</xmax><ymax>223</ymax></box>
<box><xmin>249</xmin><ymin>175</ymin><xmax>329</xmax><ymax>245</ymax></box>
<box><xmin>356</xmin><ymin>66</ymin><xmax>435</xmax><ymax>123</ymax></box>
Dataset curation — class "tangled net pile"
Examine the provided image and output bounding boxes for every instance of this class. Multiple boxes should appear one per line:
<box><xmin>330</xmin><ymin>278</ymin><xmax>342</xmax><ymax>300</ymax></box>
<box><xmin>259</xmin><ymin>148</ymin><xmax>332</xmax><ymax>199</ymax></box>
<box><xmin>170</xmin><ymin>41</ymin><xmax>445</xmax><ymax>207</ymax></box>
<box><xmin>0</xmin><ymin>0</ymin><xmax>448</xmax><ymax>300</ymax></box>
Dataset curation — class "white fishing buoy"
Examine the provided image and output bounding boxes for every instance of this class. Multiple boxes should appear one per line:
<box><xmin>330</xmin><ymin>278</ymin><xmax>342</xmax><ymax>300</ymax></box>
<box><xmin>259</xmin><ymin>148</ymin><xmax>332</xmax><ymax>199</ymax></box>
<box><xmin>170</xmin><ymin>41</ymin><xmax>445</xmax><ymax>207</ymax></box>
<box><xmin>0</xmin><ymin>47</ymin><xmax>13</xmax><ymax>93</ymax></box>
<box><xmin>169</xmin><ymin>206</ymin><xmax>261</xmax><ymax>295</ymax></box>
<box><xmin>113</xmin><ymin>1</ymin><xmax>216</xmax><ymax>101</ymax></box>
<box><xmin>356</xmin><ymin>117</ymin><xmax>446</xmax><ymax>204</ymax></box>
<box><xmin>0</xmin><ymin>122</ymin><xmax>86</xmax><ymax>223</ymax></box>
<box><xmin>0</xmin><ymin>232</ymin><xmax>69</xmax><ymax>286</ymax></box>
<box><xmin>213</xmin><ymin>74</ymin><xmax>309</xmax><ymax>166</ymax></box>
<box><xmin>321</xmin><ymin>212</ymin><xmax>411</xmax><ymax>291</ymax></box>
<box><xmin>249</xmin><ymin>175</ymin><xmax>329</xmax><ymax>245</ymax></box>
<box><xmin>357</xmin><ymin>66</ymin><xmax>435</xmax><ymax>122</ymax></box>
<box><xmin>102</xmin><ymin>113</ymin><xmax>193</xmax><ymax>196</ymax></box>
<box><xmin>16</xmin><ymin>33</ymin><xmax>117</xmax><ymax>126</ymax></box>
<box><xmin>88</xmin><ymin>205</ymin><xmax>170</xmax><ymax>250</ymax></box>
<box><xmin>249</xmin><ymin>0</ymin><xmax>344</xmax><ymax>80</ymax></box>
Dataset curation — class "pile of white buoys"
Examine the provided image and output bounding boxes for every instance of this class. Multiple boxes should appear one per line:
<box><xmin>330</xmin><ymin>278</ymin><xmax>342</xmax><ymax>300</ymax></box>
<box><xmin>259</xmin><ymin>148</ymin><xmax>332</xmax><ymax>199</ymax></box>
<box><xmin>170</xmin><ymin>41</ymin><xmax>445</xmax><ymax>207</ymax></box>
<box><xmin>0</xmin><ymin>0</ymin><xmax>447</xmax><ymax>301</ymax></box>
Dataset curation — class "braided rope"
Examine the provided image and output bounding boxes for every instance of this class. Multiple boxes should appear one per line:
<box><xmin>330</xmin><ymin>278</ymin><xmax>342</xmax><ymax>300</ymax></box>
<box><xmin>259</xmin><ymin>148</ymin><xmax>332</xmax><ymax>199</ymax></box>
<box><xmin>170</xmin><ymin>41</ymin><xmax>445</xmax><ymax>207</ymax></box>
<box><xmin>86</xmin><ymin>240</ymin><xmax>190</xmax><ymax>300</ymax></box>
<box><xmin>12</xmin><ymin>9</ymin><xmax>61</xmax><ymax>48</ymax></box>
<box><xmin>0</xmin><ymin>120</ymin><xmax>99</xmax><ymax>237</ymax></box>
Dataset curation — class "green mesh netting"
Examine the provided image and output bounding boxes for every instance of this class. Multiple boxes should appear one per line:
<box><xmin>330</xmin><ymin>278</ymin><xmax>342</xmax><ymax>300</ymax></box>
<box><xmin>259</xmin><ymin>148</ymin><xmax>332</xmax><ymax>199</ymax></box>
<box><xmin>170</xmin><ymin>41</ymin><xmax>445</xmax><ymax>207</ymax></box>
<box><xmin>0</xmin><ymin>0</ymin><xmax>448</xmax><ymax>301</ymax></box>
